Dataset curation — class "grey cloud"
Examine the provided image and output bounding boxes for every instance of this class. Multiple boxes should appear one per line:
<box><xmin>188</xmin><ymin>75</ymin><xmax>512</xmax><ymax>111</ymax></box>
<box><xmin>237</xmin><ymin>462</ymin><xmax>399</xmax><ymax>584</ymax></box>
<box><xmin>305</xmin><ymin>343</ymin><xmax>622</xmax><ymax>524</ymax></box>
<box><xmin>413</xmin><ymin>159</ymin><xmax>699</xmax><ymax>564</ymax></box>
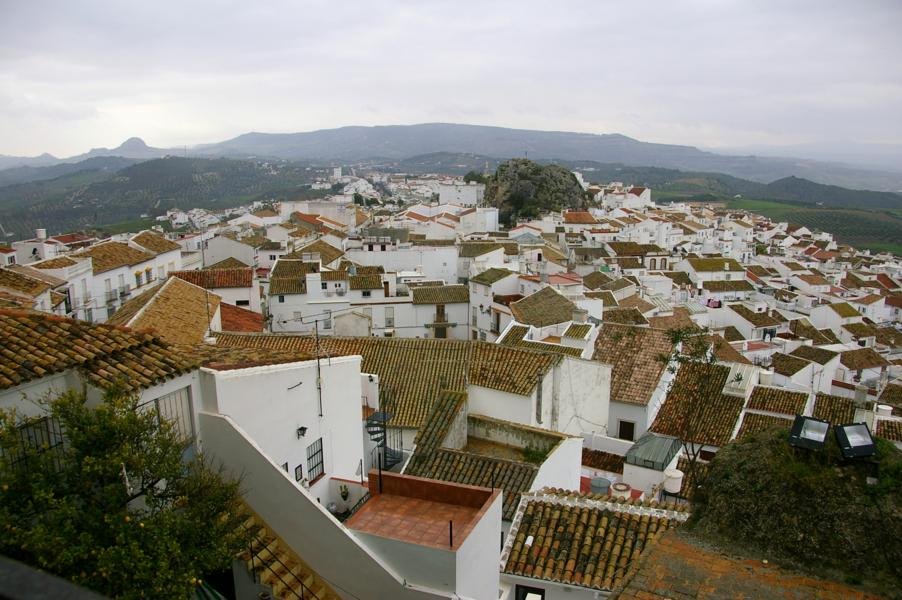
<box><xmin>1</xmin><ymin>0</ymin><xmax>900</xmax><ymax>157</ymax></box>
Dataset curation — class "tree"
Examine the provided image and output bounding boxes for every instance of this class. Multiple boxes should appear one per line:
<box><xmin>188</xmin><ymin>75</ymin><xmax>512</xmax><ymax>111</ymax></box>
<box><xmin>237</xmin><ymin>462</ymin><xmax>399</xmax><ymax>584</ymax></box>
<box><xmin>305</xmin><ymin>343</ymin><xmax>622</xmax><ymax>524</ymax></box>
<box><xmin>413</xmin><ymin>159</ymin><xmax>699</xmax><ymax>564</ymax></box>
<box><xmin>463</xmin><ymin>170</ymin><xmax>487</xmax><ymax>184</ymax></box>
<box><xmin>0</xmin><ymin>389</ymin><xmax>248</xmax><ymax>599</ymax></box>
<box><xmin>656</xmin><ymin>327</ymin><xmax>740</xmax><ymax>499</ymax></box>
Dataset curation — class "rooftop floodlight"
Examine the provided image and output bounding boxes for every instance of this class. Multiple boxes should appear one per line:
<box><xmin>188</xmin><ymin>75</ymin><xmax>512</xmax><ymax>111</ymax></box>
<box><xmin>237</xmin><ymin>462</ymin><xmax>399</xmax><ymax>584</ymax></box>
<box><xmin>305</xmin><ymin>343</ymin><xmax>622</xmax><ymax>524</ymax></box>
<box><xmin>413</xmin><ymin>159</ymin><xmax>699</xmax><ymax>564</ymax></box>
<box><xmin>834</xmin><ymin>422</ymin><xmax>876</xmax><ymax>459</ymax></box>
<box><xmin>788</xmin><ymin>415</ymin><xmax>829</xmax><ymax>451</ymax></box>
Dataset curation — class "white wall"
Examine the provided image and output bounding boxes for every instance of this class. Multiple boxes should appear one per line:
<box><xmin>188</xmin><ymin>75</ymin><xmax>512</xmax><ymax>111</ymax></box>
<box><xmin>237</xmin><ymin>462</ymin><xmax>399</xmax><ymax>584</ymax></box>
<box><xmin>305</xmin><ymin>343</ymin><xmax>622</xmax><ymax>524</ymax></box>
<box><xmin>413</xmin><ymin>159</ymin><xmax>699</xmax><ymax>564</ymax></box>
<box><xmin>468</xmin><ymin>385</ymin><xmax>534</xmax><ymax>427</ymax></box>
<box><xmin>196</xmin><ymin>413</ymin><xmax>447</xmax><ymax>600</ymax></box>
<box><xmin>201</xmin><ymin>356</ymin><xmax>365</xmax><ymax>505</ymax></box>
<box><xmin>531</xmin><ymin>437</ymin><xmax>583</xmax><ymax>492</ymax></box>
<box><xmin>347</xmin><ymin>245</ymin><xmax>458</xmax><ymax>284</ymax></box>
<box><xmin>455</xmin><ymin>492</ymin><xmax>503</xmax><ymax>600</ymax></box>
<box><xmin>551</xmin><ymin>358</ymin><xmax>611</xmax><ymax>436</ymax></box>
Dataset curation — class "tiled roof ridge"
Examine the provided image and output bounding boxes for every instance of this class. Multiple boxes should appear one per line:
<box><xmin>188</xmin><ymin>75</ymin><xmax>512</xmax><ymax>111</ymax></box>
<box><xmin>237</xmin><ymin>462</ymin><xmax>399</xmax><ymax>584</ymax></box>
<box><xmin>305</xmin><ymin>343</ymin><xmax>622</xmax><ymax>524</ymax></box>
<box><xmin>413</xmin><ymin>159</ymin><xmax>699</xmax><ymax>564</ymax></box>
<box><xmin>524</xmin><ymin>488</ymin><xmax>691</xmax><ymax>521</ymax></box>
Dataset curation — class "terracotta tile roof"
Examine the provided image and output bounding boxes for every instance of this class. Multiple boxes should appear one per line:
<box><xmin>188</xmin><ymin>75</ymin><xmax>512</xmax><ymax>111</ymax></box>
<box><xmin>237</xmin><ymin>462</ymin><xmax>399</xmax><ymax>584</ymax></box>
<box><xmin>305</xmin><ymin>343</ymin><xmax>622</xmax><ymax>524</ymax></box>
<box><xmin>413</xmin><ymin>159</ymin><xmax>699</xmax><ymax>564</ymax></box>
<box><xmin>107</xmin><ymin>283</ymin><xmax>164</xmax><ymax>327</ymax></box>
<box><xmin>219</xmin><ymin>303</ymin><xmax>264</xmax><ymax>332</ymax></box>
<box><xmin>770</xmin><ymin>352</ymin><xmax>811</xmax><ymax>376</ymax></box>
<box><xmin>828</xmin><ymin>302</ymin><xmax>861</xmax><ymax>318</ymax></box>
<box><xmin>813</xmin><ymin>393</ymin><xmax>857</xmax><ymax>423</ymax></box>
<box><xmin>113</xmin><ymin>277</ymin><xmax>221</xmax><ymax>346</ymax></box>
<box><xmin>498</xmin><ymin>325</ymin><xmax>585</xmax><ymax>357</ymax></box>
<box><xmin>470</xmin><ymin>268</ymin><xmax>516</xmax><ymax>286</ymax></box>
<box><xmin>288</xmin><ymin>239</ymin><xmax>344</xmax><ymax>265</ymax></box>
<box><xmin>788</xmin><ymin>318</ymin><xmax>835</xmax><ymax>345</ymax></box>
<box><xmin>511</xmin><ymin>287</ymin><xmax>577</xmax><ymax>327</ymax></box>
<box><xmin>411</xmin><ymin>284</ymin><xmax>469</xmax><ymax>304</ymax></box>
<box><xmin>171</xmin><ymin>268</ymin><xmax>252</xmax><ymax>289</ymax></box>
<box><xmin>252</xmin><ymin>208</ymin><xmax>278</xmax><ymax>218</ymax></box>
<box><xmin>875</xmin><ymin>419</ymin><xmax>902</xmax><ymax>442</ymax></box>
<box><xmin>611</xmin><ymin>530</ymin><xmax>882</xmax><ymax>600</ymax></box>
<box><xmin>6</xmin><ymin>264</ymin><xmax>67</xmax><ymax>287</ymax></box>
<box><xmin>410</xmin><ymin>390</ymin><xmax>467</xmax><ymax>453</ymax></box>
<box><xmin>269</xmin><ymin>277</ymin><xmax>307</xmax><ymax>295</ymax></box>
<box><xmin>211</xmin><ymin>335</ymin><xmax>557</xmax><ymax>428</ymax></box>
<box><xmin>563</xmin><ymin>211</ymin><xmax>597</xmax><ymax>224</ymax></box>
<box><xmin>75</xmin><ymin>241</ymin><xmax>155</xmax><ymax>274</ymax></box>
<box><xmin>581</xmin><ymin>448</ymin><xmax>624</xmax><ymax>473</ymax></box>
<box><xmin>271</xmin><ymin>259</ymin><xmax>318</xmax><ymax>279</ymax></box>
<box><xmin>0</xmin><ymin>309</ymin><xmax>196</xmax><ymax>392</ymax></box>
<box><xmin>874</xmin><ymin>326</ymin><xmax>902</xmax><ymax>348</ymax></box>
<box><xmin>650</xmin><ymin>363</ymin><xmax>743</xmax><ymax>447</ymax></box>
<box><xmin>843</xmin><ymin>322</ymin><xmax>879</xmax><ymax>339</ymax></box>
<box><xmin>660</xmin><ymin>271</ymin><xmax>693</xmax><ymax>286</ymax></box>
<box><xmin>583</xmin><ymin>271</ymin><xmax>614</xmax><ymax>290</ymax></box>
<box><xmin>601</xmin><ymin>307</ymin><xmax>649</xmax><ymax>326</ymax></box>
<box><xmin>789</xmin><ymin>344</ymin><xmax>838</xmax><ymax>365</ymax></box>
<box><xmin>709</xmin><ymin>335</ymin><xmax>751</xmax><ymax>365</ymax></box>
<box><xmin>564</xmin><ymin>323</ymin><xmax>592</xmax><ymax>339</ymax></box>
<box><xmin>702</xmin><ymin>279</ymin><xmax>754</xmax><ymax>292</ymax></box>
<box><xmin>747</xmin><ymin>386</ymin><xmax>807</xmax><ymax>415</ymax></box>
<box><xmin>877</xmin><ymin>382</ymin><xmax>902</xmax><ymax>416</ymax></box>
<box><xmin>458</xmin><ymin>242</ymin><xmax>504</xmax><ymax>258</ymax></box>
<box><xmin>727</xmin><ymin>304</ymin><xmax>784</xmax><ymax>327</ymax></box>
<box><xmin>720</xmin><ymin>325</ymin><xmax>745</xmax><ymax>342</ymax></box>
<box><xmin>594</xmin><ymin>325</ymin><xmax>675</xmax><ymax>406</ymax></box>
<box><xmin>349</xmin><ymin>274</ymin><xmax>383</xmax><ymax>290</ymax></box>
<box><xmin>204</xmin><ymin>257</ymin><xmax>250</xmax><ymax>269</ymax></box>
<box><xmin>31</xmin><ymin>256</ymin><xmax>79</xmax><ymax>269</ymax></box>
<box><xmin>504</xmin><ymin>491</ymin><xmax>683</xmax><ymax>591</ymax></box>
<box><xmin>737</xmin><ymin>412</ymin><xmax>793</xmax><ymax>439</ymax></box>
<box><xmin>840</xmin><ymin>347</ymin><xmax>889</xmax><ymax>371</ymax></box>
<box><xmin>618</xmin><ymin>294</ymin><xmax>656</xmax><ymax>314</ymax></box>
<box><xmin>687</xmin><ymin>258</ymin><xmax>744</xmax><ymax>272</ymax></box>
<box><xmin>584</xmin><ymin>290</ymin><xmax>618</xmax><ymax>306</ymax></box>
<box><xmin>131</xmin><ymin>231</ymin><xmax>181</xmax><ymax>254</ymax></box>
<box><xmin>408</xmin><ymin>448</ymin><xmax>536</xmax><ymax>520</ymax></box>
<box><xmin>0</xmin><ymin>268</ymin><xmax>51</xmax><ymax>297</ymax></box>
<box><xmin>183</xmin><ymin>343</ymin><xmax>311</xmax><ymax>371</ymax></box>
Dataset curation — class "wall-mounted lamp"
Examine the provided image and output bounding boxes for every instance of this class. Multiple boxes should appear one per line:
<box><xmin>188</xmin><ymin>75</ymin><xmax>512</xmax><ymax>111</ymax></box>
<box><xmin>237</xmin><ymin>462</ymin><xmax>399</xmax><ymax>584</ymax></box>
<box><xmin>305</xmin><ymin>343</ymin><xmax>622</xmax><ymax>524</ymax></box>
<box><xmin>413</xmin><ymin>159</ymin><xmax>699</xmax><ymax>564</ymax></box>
<box><xmin>296</xmin><ymin>426</ymin><xmax>308</xmax><ymax>439</ymax></box>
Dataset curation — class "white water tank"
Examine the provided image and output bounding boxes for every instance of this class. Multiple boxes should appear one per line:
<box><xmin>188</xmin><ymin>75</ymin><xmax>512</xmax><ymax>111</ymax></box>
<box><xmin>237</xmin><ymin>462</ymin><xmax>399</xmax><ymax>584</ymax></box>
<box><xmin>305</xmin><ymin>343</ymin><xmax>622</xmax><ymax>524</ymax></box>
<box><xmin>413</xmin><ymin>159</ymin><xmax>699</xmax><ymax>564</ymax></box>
<box><xmin>611</xmin><ymin>482</ymin><xmax>631</xmax><ymax>499</ymax></box>
<box><xmin>663</xmin><ymin>468</ymin><xmax>684</xmax><ymax>494</ymax></box>
<box><xmin>35</xmin><ymin>228</ymin><xmax>47</xmax><ymax>240</ymax></box>
<box><xmin>876</xmin><ymin>404</ymin><xmax>893</xmax><ymax>417</ymax></box>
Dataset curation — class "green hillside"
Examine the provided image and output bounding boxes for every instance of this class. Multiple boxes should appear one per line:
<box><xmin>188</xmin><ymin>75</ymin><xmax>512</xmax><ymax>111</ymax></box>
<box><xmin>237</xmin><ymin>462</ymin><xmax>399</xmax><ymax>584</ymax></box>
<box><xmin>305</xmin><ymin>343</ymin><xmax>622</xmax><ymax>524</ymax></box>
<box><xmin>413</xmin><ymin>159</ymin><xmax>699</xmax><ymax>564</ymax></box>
<box><xmin>0</xmin><ymin>157</ymin><xmax>319</xmax><ymax>239</ymax></box>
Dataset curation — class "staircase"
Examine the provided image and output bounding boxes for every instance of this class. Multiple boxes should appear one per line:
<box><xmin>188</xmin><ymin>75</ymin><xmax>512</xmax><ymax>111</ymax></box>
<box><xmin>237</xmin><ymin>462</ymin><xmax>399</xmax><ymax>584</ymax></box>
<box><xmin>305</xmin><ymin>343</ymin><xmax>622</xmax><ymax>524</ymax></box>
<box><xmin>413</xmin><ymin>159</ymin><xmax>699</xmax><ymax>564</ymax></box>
<box><xmin>239</xmin><ymin>509</ymin><xmax>341</xmax><ymax>600</ymax></box>
<box><xmin>365</xmin><ymin>411</ymin><xmax>403</xmax><ymax>470</ymax></box>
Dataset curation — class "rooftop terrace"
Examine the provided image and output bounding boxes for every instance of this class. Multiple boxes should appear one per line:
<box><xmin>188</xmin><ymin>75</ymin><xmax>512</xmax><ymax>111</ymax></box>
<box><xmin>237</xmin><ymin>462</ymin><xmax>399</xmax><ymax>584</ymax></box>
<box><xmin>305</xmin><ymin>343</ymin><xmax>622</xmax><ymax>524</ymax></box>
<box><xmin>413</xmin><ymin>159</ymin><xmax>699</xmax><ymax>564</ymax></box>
<box><xmin>345</xmin><ymin>471</ymin><xmax>499</xmax><ymax>551</ymax></box>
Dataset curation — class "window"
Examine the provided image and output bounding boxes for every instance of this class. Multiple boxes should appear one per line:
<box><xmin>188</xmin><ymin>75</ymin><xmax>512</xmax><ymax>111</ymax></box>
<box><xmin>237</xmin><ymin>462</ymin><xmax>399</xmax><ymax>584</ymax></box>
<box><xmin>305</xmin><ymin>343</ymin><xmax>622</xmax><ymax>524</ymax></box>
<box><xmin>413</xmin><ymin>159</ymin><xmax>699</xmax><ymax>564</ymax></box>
<box><xmin>306</xmin><ymin>438</ymin><xmax>324</xmax><ymax>482</ymax></box>
<box><xmin>618</xmin><ymin>420</ymin><xmax>636</xmax><ymax>441</ymax></box>
<box><xmin>118</xmin><ymin>274</ymin><xmax>125</xmax><ymax>290</ymax></box>
<box><xmin>334</xmin><ymin>282</ymin><xmax>341</xmax><ymax>288</ymax></box>
<box><xmin>2</xmin><ymin>416</ymin><xmax>65</xmax><ymax>472</ymax></box>
<box><xmin>479</xmin><ymin>331</ymin><xmax>486</xmax><ymax>341</ymax></box>
<box><xmin>142</xmin><ymin>387</ymin><xmax>194</xmax><ymax>441</ymax></box>
<box><xmin>135</xmin><ymin>272</ymin><xmax>142</xmax><ymax>287</ymax></box>
<box><xmin>368</xmin><ymin>244</ymin><xmax>374</xmax><ymax>251</ymax></box>
<box><xmin>295</xmin><ymin>464</ymin><xmax>304</xmax><ymax>482</ymax></box>
<box><xmin>362</xmin><ymin>290</ymin><xmax>371</xmax><ymax>297</ymax></box>
<box><xmin>84</xmin><ymin>308</ymin><xmax>93</xmax><ymax>323</ymax></box>
<box><xmin>515</xmin><ymin>585</ymin><xmax>545</xmax><ymax>600</ymax></box>
<box><xmin>472</xmin><ymin>306</ymin><xmax>477</xmax><ymax>326</ymax></box>
<box><xmin>385</xmin><ymin>306</ymin><xmax>394</xmax><ymax>327</ymax></box>
<box><xmin>236</xmin><ymin>300</ymin><xmax>250</xmax><ymax>307</ymax></box>
<box><xmin>278</xmin><ymin>295</ymin><xmax>285</xmax><ymax>303</ymax></box>
<box><xmin>157</xmin><ymin>266</ymin><xmax>165</xmax><ymax>279</ymax></box>
<box><xmin>472</xmin><ymin>330</ymin><xmax>478</xmax><ymax>340</ymax></box>
<box><xmin>380</xmin><ymin>244</ymin><xmax>386</xmax><ymax>251</ymax></box>
<box><xmin>281</xmin><ymin>462</ymin><xmax>289</xmax><ymax>472</ymax></box>
<box><xmin>269</xmin><ymin>254</ymin><xmax>277</xmax><ymax>261</ymax></box>
<box><xmin>321</xmin><ymin>282</ymin><xmax>328</xmax><ymax>290</ymax></box>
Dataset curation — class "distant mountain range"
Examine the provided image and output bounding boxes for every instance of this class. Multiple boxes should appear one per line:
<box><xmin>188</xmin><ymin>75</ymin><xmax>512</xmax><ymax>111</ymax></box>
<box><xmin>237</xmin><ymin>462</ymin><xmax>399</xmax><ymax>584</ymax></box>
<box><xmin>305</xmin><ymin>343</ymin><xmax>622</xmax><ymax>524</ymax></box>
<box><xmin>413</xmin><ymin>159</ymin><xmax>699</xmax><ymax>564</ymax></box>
<box><xmin>2</xmin><ymin>124</ymin><xmax>902</xmax><ymax>191</ymax></box>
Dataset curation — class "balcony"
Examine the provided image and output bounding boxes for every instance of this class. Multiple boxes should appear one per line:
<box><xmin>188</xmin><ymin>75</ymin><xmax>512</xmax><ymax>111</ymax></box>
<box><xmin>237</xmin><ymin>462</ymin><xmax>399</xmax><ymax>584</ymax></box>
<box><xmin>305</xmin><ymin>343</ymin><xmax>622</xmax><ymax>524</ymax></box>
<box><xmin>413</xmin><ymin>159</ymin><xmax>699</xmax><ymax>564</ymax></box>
<box><xmin>105</xmin><ymin>290</ymin><xmax>118</xmax><ymax>304</ymax></box>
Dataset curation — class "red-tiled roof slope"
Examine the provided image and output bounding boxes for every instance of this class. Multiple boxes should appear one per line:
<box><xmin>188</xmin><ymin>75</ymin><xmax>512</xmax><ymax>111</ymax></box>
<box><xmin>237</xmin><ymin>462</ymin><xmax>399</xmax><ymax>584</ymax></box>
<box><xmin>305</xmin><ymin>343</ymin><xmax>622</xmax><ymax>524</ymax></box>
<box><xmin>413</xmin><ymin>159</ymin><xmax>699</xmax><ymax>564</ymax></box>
<box><xmin>219</xmin><ymin>303</ymin><xmax>264</xmax><ymax>333</ymax></box>
<box><xmin>0</xmin><ymin>309</ymin><xmax>196</xmax><ymax>391</ymax></box>
<box><xmin>171</xmin><ymin>268</ymin><xmax>253</xmax><ymax>289</ymax></box>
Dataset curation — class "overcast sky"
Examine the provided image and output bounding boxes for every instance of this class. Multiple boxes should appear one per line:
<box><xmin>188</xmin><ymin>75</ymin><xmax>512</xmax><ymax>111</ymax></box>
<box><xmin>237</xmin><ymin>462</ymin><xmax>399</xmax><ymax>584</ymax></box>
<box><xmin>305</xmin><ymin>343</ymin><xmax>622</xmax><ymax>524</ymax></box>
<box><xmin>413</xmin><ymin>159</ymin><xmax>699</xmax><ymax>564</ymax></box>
<box><xmin>1</xmin><ymin>0</ymin><xmax>901</xmax><ymax>158</ymax></box>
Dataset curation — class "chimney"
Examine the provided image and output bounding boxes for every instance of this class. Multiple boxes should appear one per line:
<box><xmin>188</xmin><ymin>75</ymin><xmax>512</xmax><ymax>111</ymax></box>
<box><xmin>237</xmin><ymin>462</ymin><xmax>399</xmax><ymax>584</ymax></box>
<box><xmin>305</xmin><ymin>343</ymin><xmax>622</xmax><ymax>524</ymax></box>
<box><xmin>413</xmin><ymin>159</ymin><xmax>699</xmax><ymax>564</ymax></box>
<box><xmin>35</xmin><ymin>228</ymin><xmax>47</xmax><ymax>241</ymax></box>
<box><xmin>572</xmin><ymin>308</ymin><xmax>588</xmax><ymax>323</ymax></box>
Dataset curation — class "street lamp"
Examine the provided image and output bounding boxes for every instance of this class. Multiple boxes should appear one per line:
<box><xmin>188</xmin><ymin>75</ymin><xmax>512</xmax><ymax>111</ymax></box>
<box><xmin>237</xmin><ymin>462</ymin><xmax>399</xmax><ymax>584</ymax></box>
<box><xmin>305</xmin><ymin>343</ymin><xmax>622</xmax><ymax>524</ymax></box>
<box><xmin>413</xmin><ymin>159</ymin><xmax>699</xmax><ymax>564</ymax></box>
<box><xmin>834</xmin><ymin>423</ymin><xmax>876</xmax><ymax>459</ymax></box>
<box><xmin>788</xmin><ymin>415</ymin><xmax>830</xmax><ymax>451</ymax></box>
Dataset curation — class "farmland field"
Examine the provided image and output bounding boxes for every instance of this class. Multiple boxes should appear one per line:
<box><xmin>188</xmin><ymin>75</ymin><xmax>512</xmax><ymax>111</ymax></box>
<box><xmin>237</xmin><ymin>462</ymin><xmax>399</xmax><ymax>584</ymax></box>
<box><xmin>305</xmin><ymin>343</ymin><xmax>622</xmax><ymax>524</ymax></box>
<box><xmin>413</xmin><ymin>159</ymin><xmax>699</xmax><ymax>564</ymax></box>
<box><xmin>727</xmin><ymin>198</ymin><xmax>902</xmax><ymax>255</ymax></box>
